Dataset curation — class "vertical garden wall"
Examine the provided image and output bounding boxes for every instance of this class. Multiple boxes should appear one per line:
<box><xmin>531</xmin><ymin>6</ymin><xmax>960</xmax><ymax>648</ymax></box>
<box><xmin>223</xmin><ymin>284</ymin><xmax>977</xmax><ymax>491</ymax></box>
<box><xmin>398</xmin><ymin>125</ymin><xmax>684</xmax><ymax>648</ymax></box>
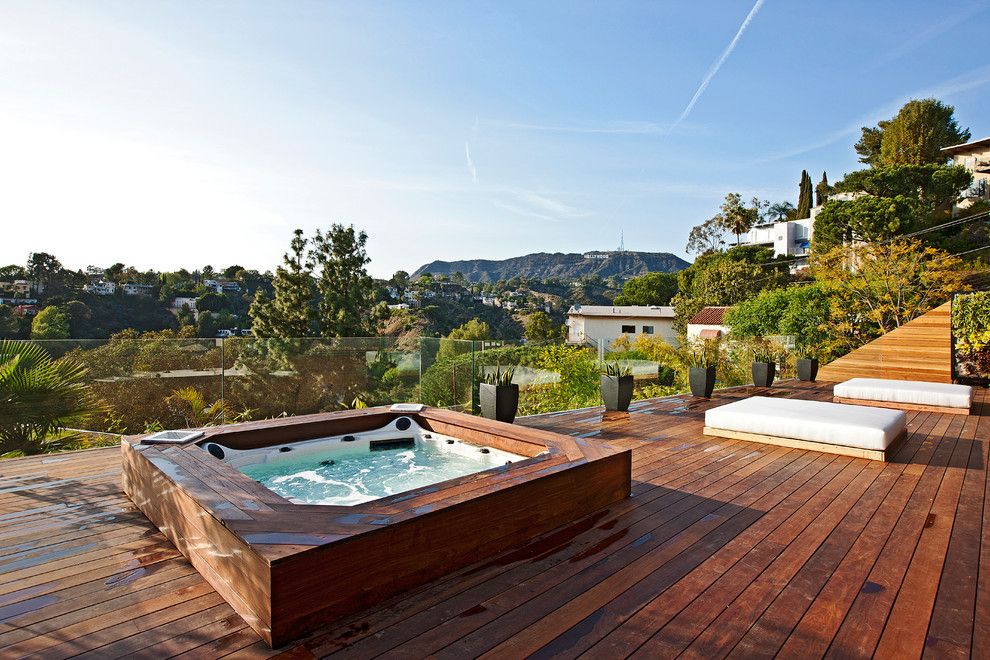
<box><xmin>952</xmin><ymin>291</ymin><xmax>990</xmax><ymax>384</ymax></box>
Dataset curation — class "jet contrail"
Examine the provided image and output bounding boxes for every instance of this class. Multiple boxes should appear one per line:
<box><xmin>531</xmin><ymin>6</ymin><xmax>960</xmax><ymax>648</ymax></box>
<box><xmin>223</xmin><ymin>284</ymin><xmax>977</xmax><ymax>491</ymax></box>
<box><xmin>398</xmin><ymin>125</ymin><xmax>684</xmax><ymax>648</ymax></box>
<box><xmin>464</xmin><ymin>141</ymin><xmax>478</xmax><ymax>183</ymax></box>
<box><xmin>670</xmin><ymin>0</ymin><xmax>765</xmax><ymax>132</ymax></box>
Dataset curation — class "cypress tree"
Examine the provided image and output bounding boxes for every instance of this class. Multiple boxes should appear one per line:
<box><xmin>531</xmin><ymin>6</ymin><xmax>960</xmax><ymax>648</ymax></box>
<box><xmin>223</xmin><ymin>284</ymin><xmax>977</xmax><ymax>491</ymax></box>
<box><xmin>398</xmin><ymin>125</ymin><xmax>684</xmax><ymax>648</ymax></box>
<box><xmin>815</xmin><ymin>171</ymin><xmax>829</xmax><ymax>207</ymax></box>
<box><xmin>796</xmin><ymin>170</ymin><xmax>813</xmax><ymax>219</ymax></box>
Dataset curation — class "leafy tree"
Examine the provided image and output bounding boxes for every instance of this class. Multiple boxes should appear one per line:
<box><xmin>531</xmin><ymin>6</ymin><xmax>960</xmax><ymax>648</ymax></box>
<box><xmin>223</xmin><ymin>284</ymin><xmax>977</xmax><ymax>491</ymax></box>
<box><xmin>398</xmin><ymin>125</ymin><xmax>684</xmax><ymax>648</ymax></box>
<box><xmin>311</xmin><ymin>224</ymin><xmax>378</xmax><ymax>337</ymax></box>
<box><xmin>725</xmin><ymin>283</ymin><xmax>832</xmax><ymax>350</ymax></box>
<box><xmin>812</xmin><ymin>238</ymin><xmax>967</xmax><ymax>355</ymax></box>
<box><xmin>524</xmin><ymin>311</ymin><xmax>563</xmax><ymax>344</ymax></box>
<box><xmin>812</xmin><ymin>195</ymin><xmax>923</xmax><ymax>251</ymax></box>
<box><xmin>815</xmin><ymin>171</ymin><xmax>829</xmax><ymax>207</ymax></box>
<box><xmin>814</xmin><ymin>164</ymin><xmax>973</xmax><ymax>252</ymax></box>
<box><xmin>797</xmin><ymin>170</ymin><xmax>813</xmax><ymax>219</ymax></box>
<box><xmin>223</xmin><ymin>265</ymin><xmax>244</xmax><ymax>279</ymax></box>
<box><xmin>249</xmin><ymin>229</ymin><xmax>314</xmax><ymax>338</ymax></box>
<box><xmin>671</xmin><ymin>246</ymin><xmax>787</xmax><ymax>335</ymax></box>
<box><xmin>855</xmin><ymin>98</ymin><xmax>970</xmax><ymax>167</ymax></box>
<box><xmin>31</xmin><ymin>306</ymin><xmax>70</xmax><ymax>339</ymax></box>
<box><xmin>0</xmin><ymin>265</ymin><xmax>26</xmax><ymax>281</ymax></box>
<box><xmin>769</xmin><ymin>201</ymin><xmax>795</xmax><ymax>222</ymax></box>
<box><xmin>389</xmin><ymin>270</ymin><xmax>411</xmax><ymax>299</ymax></box>
<box><xmin>718</xmin><ymin>193</ymin><xmax>755</xmax><ymax>246</ymax></box>
<box><xmin>0</xmin><ymin>340</ymin><xmax>98</xmax><ymax>455</ymax></box>
<box><xmin>0</xmin><ymin>305</ymin><xmax>27</xmax><ymax>339</ymax></box>
<box><xmin>685</xmin><ymin>217</ymin><xmax>726</xmax><ymax>255</ymax></box>
<box><xmin>63</xmin><ymin>301</ymin><xmax>92</xmax><ymax>338</ymax></box>
<box><xmin>448</xmin><ymin>318</ymin><xmax>490</xmax><ymax>341</ymax></box>
<box><xmin>196</xmin><ymin>292</ymin><xmax>229</xmax><ymax>313</ymax></box>
<box><xmin>613</xmin><ymin>272</ymin><xmax>678</xmax><ymax>306</ymax></box>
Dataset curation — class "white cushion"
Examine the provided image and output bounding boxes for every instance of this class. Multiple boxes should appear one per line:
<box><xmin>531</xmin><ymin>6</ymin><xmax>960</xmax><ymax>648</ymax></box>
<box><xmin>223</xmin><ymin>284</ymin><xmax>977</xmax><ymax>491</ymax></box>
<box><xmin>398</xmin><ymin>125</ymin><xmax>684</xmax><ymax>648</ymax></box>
<box><xmin>834</xmin><ymin>378</ymin><xmax>973</xmax><ymax>409</ymax></box>
<box><xmin>705</xmin><ymin>396</ymin><xmax>906</xmax><ymax>451</ymax></box>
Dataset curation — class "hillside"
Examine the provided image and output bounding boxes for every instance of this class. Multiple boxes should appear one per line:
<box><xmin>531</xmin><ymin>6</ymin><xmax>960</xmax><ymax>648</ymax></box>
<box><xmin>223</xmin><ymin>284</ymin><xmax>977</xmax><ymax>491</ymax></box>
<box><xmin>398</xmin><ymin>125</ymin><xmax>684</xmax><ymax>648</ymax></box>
<box><xmin>412</xmin><ymin>251</ymin><xmax>690</xmax><ymax>283</ymax></box>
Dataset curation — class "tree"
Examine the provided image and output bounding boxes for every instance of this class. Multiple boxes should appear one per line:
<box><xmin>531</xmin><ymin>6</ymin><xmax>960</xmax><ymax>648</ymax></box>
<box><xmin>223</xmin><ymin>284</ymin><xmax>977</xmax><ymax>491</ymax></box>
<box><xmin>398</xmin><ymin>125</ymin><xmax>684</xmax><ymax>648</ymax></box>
<box><xmin>613</xmin><ymin>272</ymin><xmax>678</xmax><ymax>306</ymax></box>
<box><xmin>855</xmin><ymin>98</ymin><xmax>970</xmax><ymax>167</ymax></box>
<box><xmin>525</xmin><ymin>312</ymin><xmax>564</xmax><ymax>344</ymax></box>
<box><xmin>249</xmin><ymin>229</ymin><xmax>314</xmax><ymax>338</ymax></box>
<box><xmin>310</xmin><ymin>224</ymin><xmax>378</xmax><ymax>337</ymax></box>
<box><xmin>447</xmin><ymin>318</ymin><xmax>490</xmax><ymax>341</ymax></box>
<box><xmin>0</xmin><ymin>340</ymin><xmax>97</xmax><ymax>455</ymax></box>
<box><xmin>796</xmin><ymin>170</ymin><xmax>813</xmax><ymax>219</ymax></box>
<box><xmin>0</xmin><ymin>305</ymin><xmax>26</xmax><ymax>339</ymax></box>
<box><xmin>815</xmin><ymin>171</ymin><xmax>829</xmax><ymax>207</ymax></box>
<box><xmin>814</xmin><ymin>163</ymin><xmax>973</xmax><ymax>252</ymax></box>
<box><xmin>31</xmin><ymin>306</ymin><xmax>70</xmax><ymax>339</ymax></box>
<box><xmin>389</xmin><ymin>270</ymin><xmax>411</xmax><ymax>299</ymax></box>
<box><xmin>196</xmin><ymin>292</ymin><xmax>229</xmax><ymax>313</ymax></box>
<box><xmin>812</xmin><ymin>195</ymin><xmax>923</xmax><ymax>251</ymax></box>
<box><xmin>63</xmin><ymin>301</ymin><xmax>92</xmax><ymax>338</ymax></box>
<box><xmin>725</xmin><ymin>283</ymin><xmax>832</xmax><ymax>350</ymax></box>
<box><xmin>0</xmin><ymin>265</ymin><xmax>26</xmax><ymax>281</ymax></box>
<box><xmin>812</xmin><ymin>238</ymin><xmax>967</xmax><ymax>354</ymax></box>
<box><xmin>685</xmin><ymin>217</ymin><xmax>726</xmax><ymax>255</ymax></box>
<box><xmin>717</xmin><ymin>193</ymin><xmax>755</xmax><ymax>246</ymax></box>
<box><xmin>769</xmin><ymin>201</ymin><xmax>795</xmax><ymax>222</ymax></box>
<box><xmin>671</xmin><ymin>246</ymin><xmax>787</xmax><ymax>335</ymax></box>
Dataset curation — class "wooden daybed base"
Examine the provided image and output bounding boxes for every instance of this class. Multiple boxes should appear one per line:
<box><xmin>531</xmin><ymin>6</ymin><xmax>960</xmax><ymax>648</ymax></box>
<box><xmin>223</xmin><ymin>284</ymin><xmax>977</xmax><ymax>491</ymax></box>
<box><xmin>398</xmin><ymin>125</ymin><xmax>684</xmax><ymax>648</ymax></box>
<box><xmin>833</xmin><ymin>396</ymin><xmax>971</xmax><ymax>416</ymax></box>
<box><xmin>703</xmin><ymin>426</ymin><xmax>908</xmax><ymax>462</ymax></box>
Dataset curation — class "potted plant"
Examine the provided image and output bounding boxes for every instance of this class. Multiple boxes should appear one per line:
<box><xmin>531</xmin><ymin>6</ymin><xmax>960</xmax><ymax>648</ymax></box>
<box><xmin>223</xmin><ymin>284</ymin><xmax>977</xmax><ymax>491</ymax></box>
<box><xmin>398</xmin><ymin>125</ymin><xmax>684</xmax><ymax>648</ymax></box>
<box><xmin>601</xmin><ymin>362</ymin><xmax>634</xmax><ymax>412</ymax></box>
<box><xmin>657</xmin><ymin>365</ymin><xmax>675</xmax><ymax>387</ymax></box>
<box><xmin>796</xmin><ymin>346</ymin><xmax>820</xmax><ymax>382</ymax></box>
<box><xmin>688</xmin><ymin>340</ymin><xmax>717</xmax><ymax>398</ymax></box>
<box><xmin>751</xmin><ymin>345</ymin><xmax>777</xmax><ymax>388</ymax></box>
<box><xmin>479</xmin><ymin>366</ymin><xmax>518</xmax><ymax>423</ymax></box>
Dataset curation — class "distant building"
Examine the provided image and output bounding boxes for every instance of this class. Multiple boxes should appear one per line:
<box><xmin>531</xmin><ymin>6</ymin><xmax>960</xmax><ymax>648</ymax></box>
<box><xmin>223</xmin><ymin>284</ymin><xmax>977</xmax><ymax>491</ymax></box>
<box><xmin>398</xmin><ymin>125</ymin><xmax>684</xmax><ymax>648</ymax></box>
<box><xmin>122</xmin><ymin>283</ymin><xmax>155</xmax><ymax>296</ymax></box>
<box><xmin>0</xmin><ymin>297</ymin><xmax>37</xmax><ymax>306</ymax></box>
<box><xmin>686</xmin><ymin>307</ymin><xmax>731</xmax><ymax>341</ymax></box>
<box><xmin>566</xmin><ymin>305</ymin><xmax>677</xmax><ymax>346</ymax></box>
<box><xmin>83</xmin><ymin>281</ymin><xmax>117</xmax><ymax>296</ymax></box>
<box><xmin>170</xmin><ymin>296</ymin><xmax>199</xmax><ymax>320</ymax></box>
<box><xmin>203</xmin><ymin>279</ymin><xmax>241</xmax><ymax>294</ymax></box>
<box><xmin>942</xmin><ymin>136</ymin><xmax>990</xmax><ymax>210</ymax></box>
<box><xmin>0</xmin><ymin>280</ymin><xmax>35</xmax><ymax>297</ymax></box>
<box><xmin>737</xmin><ymin>218</ymin><xmax>814</xmax><ymax>270</ymax></box>
<box><xmin>388</xmin><ymin>303</ymin><xmax>410</xmax><ymax>310</ymax></box>
<box><xmin>13</xmin><ymin>304</ymin><xmax>40</xmax><ymax>317</ymax></box>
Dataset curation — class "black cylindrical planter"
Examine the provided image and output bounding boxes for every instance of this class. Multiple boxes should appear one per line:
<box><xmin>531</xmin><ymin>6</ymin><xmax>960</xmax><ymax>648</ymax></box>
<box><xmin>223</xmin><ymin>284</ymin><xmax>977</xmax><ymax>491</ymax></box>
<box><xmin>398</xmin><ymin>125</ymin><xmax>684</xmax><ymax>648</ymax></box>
<box><xmin>751</xmin><ymin>362</ymin><xmax>776</xmax><ymax>388</ymax></box>
<box><xmin>479</xmin><ymin>383</ymin><xmax>519</xmax><ymax>423</ymax></box>
<box><xmin>796</xmin><ymin>358</ymin><xmax>819</xmax><ymax>382</ymax></box>
<box><xmin>689</xmin><ymin>366</ymin><xmax>716</xmax><ymax>398</ymax></box>
<box><xmin>657</xmin><ymin>366</ymin><xmax>675</xmax><ymax>387</ymax></box>
<box><xmin>601</xmin><ymin>375</ymin><xmax>634</xmax><ymax>412</ymax></box>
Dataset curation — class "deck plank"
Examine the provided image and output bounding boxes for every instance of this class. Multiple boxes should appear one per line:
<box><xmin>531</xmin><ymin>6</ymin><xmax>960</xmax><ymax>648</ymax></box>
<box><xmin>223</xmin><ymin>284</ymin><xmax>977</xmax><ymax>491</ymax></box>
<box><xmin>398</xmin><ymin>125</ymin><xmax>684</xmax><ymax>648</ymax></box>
<box><xmin>0</xmin><ymin>381</ymin><xmax>986</xmax><ymax>658</ymax></box>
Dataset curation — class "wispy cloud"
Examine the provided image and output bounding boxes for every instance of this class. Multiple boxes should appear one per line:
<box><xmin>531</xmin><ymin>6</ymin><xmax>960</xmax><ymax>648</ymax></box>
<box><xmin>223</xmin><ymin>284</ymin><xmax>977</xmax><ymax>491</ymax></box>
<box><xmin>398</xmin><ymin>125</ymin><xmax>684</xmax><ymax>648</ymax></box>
<box><xmin>464</xmin><ymin>141</ymin><xmax>477</xmax><ymax>183</ymax></box>
<box><xmin>757</xmin><ymin>64</ymin><xmax>990</xmax><ymax>163</ymax></box>
<box><xmin>669</xmin><ymin>0</ymin><xmax>765</xmax><ymax>133</ymax></box>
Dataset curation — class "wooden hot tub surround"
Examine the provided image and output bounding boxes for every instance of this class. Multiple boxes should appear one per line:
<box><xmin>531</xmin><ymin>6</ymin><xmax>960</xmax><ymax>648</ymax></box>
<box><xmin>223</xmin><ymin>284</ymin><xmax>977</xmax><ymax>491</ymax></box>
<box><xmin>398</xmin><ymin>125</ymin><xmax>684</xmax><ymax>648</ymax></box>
<box><xmin>121</xmin><ymin>406</ymin><xmax>631</xmax><ymax>647</ymax></box>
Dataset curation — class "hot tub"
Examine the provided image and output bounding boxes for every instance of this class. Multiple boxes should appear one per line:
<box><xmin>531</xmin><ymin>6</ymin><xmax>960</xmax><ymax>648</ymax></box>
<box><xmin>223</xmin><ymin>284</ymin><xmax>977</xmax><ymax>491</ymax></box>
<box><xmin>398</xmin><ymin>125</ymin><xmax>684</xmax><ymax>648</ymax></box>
<box><xmin>122</xmin><ymin>405</ymin><xmax>630</xmax><ymax>647</ymax></box>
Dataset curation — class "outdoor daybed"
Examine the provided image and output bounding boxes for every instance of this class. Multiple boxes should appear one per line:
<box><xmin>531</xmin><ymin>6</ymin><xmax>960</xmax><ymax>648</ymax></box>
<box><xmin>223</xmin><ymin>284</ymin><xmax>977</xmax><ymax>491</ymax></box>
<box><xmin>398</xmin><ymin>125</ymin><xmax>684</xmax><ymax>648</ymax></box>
<box><xmin>833</xmin><ymin>377</ymin><xmax>974</xmax><ymax>415</ymax></box>
<box><xmin>703</xmin><ymin>396</ymin><xmax>907</xmax><ymax>461</ymax></box>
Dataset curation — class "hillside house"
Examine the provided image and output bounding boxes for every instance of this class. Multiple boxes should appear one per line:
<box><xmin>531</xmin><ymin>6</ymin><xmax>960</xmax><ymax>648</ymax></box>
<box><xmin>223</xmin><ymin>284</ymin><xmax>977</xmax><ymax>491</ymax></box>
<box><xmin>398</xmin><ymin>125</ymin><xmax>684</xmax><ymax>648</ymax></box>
<box><xmin>942</xmin><ymin>136</ymin><xmax>990</xmax><ymax>210</ymax></box>
<box><xmin>83</xmin><ymin>281</ymin><xmax>117</xmax><ymax>296</ymax></box>
<box><xmin>122</xmin><ymin>283</ymin><xmax>155</xmax><ymax>296</ymax></box>
<box><xmin>686</xmin><ymin>306</ymin><xmax>731</xmax><ymax>340</ymax></box>
<box><xmin>566</xmin><ymin>305</ymin><xmax>677</xmax><ymax>346</ymax></box>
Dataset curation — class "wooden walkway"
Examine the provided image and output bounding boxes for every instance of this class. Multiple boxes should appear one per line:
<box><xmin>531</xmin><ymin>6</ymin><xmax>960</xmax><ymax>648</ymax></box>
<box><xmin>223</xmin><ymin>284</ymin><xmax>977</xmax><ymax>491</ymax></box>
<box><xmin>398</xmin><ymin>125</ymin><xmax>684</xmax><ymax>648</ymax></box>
<box><xmin>0</xmin><ymin>380</ymin><xmax>987</xmax><ymax>658</ymax></box>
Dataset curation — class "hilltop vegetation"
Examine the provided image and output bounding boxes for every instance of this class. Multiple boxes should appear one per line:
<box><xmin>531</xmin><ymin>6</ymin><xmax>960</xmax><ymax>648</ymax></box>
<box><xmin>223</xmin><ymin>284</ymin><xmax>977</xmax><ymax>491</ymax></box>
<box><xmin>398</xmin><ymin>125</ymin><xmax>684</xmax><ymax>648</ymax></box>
<box><xmin>412</xmin><ymin>250</ymin><xmax>689</xmax><ymax>282</ymax></box>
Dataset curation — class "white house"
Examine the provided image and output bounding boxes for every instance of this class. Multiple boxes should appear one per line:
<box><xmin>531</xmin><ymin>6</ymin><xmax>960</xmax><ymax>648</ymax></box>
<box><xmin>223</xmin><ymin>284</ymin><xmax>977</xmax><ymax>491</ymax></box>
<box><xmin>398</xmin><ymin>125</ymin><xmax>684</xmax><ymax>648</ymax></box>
<box><xmin>566</xmin><ymin>305</ymin><xmax>677</xmax><ymax>346</ymax></box>
<box><xmin>686</xmin><ymin>307</ymin><xmax>731</xmax><ymax>341</ymax></box>
<box><xmin>737</xmin><ymin>218</ymin><xmax>814</xmax><ymax>270</ymax></box>
<box><xmin>942</xmin><ymin>136</ymin><xmax>990</xmax><ymax>211</ymax></box>
<box><xmin>170</xmin><ymin>296</ymin><xmax>199</xmax><ymax>319</ymax></box>
<box><xmin>83</xmin><ymin>281</ymin><xmax>117</xmax><ymax>296</ymax></box>
<box><xmin>122</xmin><ymin>283</ymin><xmax>155</xmax><ymax>296</ymax></box>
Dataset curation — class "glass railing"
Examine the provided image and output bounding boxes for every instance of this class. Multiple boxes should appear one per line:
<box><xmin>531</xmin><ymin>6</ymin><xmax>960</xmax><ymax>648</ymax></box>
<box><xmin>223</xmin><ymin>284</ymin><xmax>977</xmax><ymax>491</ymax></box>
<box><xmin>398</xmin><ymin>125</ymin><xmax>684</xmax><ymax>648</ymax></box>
<box><xmin>6</xmin><ymin>334</ymin><xmax>806</xmax><ymax>441</ymax></box>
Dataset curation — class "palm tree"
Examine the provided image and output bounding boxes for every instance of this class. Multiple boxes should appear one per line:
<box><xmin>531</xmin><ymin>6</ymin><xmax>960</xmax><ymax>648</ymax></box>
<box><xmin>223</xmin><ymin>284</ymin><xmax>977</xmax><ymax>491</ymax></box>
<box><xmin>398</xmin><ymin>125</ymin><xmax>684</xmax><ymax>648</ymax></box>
<box><xmin>769</xmin><ymin>201</ymin><xmax>795</xmax><ymax>222</ymax></box>
<box><xmin>0</xmin><ymin>340</ymin><xmax>98</xmax><ymax>455</ymax></box>
<box><xmin>165</xmin><ymin>387</ymin><xmax>250</xmax><ymax>428</ymax></box>
<box><xmin>718</xmin><ymin>193</ymin><xmax>755</xmax><ymax>246</ymax></box>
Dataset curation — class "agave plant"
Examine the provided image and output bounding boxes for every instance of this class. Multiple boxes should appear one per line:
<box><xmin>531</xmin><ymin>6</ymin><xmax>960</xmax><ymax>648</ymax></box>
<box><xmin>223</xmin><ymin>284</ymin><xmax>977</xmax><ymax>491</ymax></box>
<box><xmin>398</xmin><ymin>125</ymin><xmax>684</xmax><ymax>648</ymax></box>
<box><xmin>0</xmin><ymin>340</ymin><xmax>99</xmax><ymax>455</ymax></box>
<box><xmin>603</xmin><ymin>362</ymin><xmax>632</xmax><ymax>377</ymax></box>
<box><xmin>481</xmin><ymin>365</ymin><xmax>515</xmax><ymax>386</ymax></box>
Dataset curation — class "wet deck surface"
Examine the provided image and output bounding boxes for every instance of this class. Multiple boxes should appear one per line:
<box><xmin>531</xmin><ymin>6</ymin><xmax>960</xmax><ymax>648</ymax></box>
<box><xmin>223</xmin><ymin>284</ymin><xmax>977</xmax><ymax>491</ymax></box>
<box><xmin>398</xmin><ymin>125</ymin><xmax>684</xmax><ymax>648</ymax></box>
<box><xmin>1</xmin><ymin>380</ymin><xmax>987</xmax><ymax>658</ymax></box>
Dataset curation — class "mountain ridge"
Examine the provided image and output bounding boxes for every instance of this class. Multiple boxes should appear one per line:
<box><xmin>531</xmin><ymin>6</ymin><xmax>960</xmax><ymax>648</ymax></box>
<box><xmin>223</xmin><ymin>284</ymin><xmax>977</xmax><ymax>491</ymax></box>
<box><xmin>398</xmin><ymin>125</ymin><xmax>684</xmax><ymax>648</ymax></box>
<box><xmin>412</xmin><ymin>250</ymin><xmax>690</xmax><ymax>283</ymax></box>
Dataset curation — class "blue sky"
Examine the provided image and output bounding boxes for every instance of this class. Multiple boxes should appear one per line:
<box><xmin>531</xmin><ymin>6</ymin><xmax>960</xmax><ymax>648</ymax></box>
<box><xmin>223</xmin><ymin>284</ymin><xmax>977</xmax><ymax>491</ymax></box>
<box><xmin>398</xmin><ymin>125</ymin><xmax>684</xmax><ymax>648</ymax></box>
<box><xmin>1</xmin><ymin>0</ymin><xmax>988</xmax><ymax>277</ymax></box>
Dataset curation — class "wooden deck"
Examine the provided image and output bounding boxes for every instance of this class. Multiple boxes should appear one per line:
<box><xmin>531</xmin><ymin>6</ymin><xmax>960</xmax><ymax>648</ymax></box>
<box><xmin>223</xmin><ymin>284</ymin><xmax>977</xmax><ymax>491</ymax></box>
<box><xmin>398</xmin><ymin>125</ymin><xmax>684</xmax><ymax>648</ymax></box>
<box><xmin>1</xmin><ymin>380</ymin><xmax>987</xmax><ymax>658</ymax></box>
